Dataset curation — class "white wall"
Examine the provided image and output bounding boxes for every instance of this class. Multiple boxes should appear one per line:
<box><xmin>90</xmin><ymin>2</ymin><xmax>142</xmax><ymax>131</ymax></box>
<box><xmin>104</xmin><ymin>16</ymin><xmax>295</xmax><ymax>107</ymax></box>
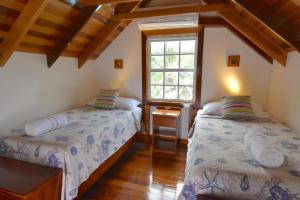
<box><xmin>268</xmin><ymin>52</ymin><xmax>300</xmax><ymax>133</ymax></box>
<box><xmin>0</xmin><ymin>22</ymin><xmax>278</xmax><ymax>137</ymax></box>
<box><xmin>86</xmin><ymin>21</ymin><xmax>142</xmax><ymax>100</ymax></box>
<box><xmin>202</xmin><ymin>28</ymin><xmax>273</xmax><ymax>110</ymax></box>
<box><xmin>86</xmin><ymin>23</ymin><xmax>273</xmax><ymax>109</ymax></box>
<box><xmin>0</xmin><ymin>52</ymin><xmax>98</xmax><ymax>134</ymax></box>
<box><xmin>85</xmin><ymin>21</ymin><xmax>273</xmax><ymax>138</ymax></box>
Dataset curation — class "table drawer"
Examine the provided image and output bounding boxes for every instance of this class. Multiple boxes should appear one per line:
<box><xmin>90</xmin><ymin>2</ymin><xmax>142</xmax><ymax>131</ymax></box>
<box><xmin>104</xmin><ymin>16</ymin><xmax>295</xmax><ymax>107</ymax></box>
<box><xmin>153</xmin><ymin>116</ymin><xmax>177</xmax><ymax>127</ymax></box>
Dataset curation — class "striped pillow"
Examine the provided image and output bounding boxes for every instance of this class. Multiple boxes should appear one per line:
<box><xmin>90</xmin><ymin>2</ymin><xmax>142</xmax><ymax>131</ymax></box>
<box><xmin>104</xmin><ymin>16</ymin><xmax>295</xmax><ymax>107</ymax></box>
<box><xmin>94</xmin><ymin>89</ymin><xmax>119</xmax><ymax>109</ymax></box>
<box><xmin>221</xmin><ymin>96</ymin><xmax>255</xmax><ymax>119</ymax></box>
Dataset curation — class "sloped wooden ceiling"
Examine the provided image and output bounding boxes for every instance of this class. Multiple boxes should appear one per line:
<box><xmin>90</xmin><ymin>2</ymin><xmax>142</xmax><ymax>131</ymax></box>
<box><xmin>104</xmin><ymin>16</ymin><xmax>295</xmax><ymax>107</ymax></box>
<box><xmin>0</xmin><ymin>0</ymin><xmax>299</xmax><ymax>68</ymax></box>
<box><xmin>203</xmin><ymin>0</ymin><xmax>299</xmax><ymax>65</ymax></box>
<box><xmin>0</xmin><ymin>0</ymin><xmax>117</xmax><ymax>67</ymax></box>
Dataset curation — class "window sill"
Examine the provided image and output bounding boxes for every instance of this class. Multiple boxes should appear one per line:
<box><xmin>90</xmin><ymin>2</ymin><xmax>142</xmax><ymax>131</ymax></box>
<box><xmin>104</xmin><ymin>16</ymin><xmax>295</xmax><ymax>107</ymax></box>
<box><xmin>146</xmin><ymin>100</ymin><xmax>194</xmax><ymax>108</ymax></box>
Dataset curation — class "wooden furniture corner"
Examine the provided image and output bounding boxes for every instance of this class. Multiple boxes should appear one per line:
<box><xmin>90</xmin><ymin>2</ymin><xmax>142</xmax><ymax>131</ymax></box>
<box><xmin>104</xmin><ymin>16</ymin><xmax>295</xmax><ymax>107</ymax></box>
<box><xmin>0</xmin><ymin>157</ymin><xmax>62</xmax><ymax>200</ymax></box>
<box><xmin>151</xmin><ymin>107</ymin><xmax>181</xmax><ymax>156</ymax></box>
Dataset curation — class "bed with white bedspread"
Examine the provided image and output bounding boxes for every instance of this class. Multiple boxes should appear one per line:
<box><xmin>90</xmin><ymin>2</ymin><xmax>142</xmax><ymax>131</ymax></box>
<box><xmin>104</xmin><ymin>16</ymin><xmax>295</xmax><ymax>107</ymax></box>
<box><xmin>179</xmin><ymin>111</ymin><xmax>300</xmax><ymax>200</ymax></box>
<box><xmin>0</xmin><ymin>105</ymin><xmax>141</xmax><ymax>200</ymax></box>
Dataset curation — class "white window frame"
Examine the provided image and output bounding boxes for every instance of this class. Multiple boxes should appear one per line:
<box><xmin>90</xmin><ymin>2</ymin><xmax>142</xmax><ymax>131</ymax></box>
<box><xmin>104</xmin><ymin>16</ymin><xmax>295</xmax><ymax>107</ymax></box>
<box><xmin>147</xmin><ymin>35</ymin><xmax>198</xmax><ymax>102</ymax></box>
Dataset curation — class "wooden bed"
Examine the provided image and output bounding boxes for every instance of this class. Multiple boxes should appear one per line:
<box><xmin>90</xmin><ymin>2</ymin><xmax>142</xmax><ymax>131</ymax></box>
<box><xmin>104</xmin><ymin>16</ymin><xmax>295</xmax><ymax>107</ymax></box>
<box><xmin>0</xmin><ymin>105</ymin><xmax>144</xmax><ymax>200</ymax></box>
<box><xmin>75</xmin><ymin>132</ymin><xmax>138</xmax><ymax>199</ymax></box>
<box><xmin>180</xmin><ymin>112</ymin><xmax>300</xmax><ymax>200</ymax></box>
<box><xmin>0</xmin><ymin>133</ymin><xmax>138</xmax><ymax>200</ymax></box>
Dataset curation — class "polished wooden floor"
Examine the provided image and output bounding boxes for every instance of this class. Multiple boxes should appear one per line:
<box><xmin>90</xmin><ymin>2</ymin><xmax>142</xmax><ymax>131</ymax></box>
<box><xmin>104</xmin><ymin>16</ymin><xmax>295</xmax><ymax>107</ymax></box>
<box><xmin>81</xmin><ymin>142</ymin><xmax>187</xmax><ymax>200</ymax></box>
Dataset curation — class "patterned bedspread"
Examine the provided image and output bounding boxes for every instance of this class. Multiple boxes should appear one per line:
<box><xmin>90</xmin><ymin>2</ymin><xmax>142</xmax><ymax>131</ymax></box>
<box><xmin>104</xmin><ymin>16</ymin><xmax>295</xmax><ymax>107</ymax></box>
<box><xmin>0</xmin><ymin>106</ymin><xmax>140</xmax><ymax>200</ymax></box>
<box><xmin>179</xmin><ymin>112</ymin><xmax>300</xmax><ymax>200</ymax></box>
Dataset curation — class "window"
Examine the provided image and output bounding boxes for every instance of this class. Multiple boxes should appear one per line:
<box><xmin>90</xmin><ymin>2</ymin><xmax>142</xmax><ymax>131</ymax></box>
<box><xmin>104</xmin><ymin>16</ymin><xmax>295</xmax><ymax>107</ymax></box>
<box><xmin>148</xmin><ymin>37</ymin><xmax>197</xmax><ymax>102</ymax></box>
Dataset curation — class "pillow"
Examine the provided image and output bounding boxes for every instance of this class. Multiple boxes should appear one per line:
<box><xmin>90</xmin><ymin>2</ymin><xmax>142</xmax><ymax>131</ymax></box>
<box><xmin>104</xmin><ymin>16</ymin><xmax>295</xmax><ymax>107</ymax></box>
<box><xmin>202</xmin><ymin>102</ymin><xmax>222</xmax><ymax>115</ymax></box>
<box><xmin>222</xmin><ymin>95</ymin><xmax>255</xmax><ymax>119</ymax></box>
<box><xmin>25</xmin><ymin>114</ymin><xmax>68</xmax><ymax>137</ymax></box>
<box><xmin>94</xmin><ymin>89</ymin><xmax>119</xmax><ymax>109</ymax></box>
<box><xmin>116</xmin><ymin>97</ymin><xmax>141</xmax><ymax>110</ymax></box>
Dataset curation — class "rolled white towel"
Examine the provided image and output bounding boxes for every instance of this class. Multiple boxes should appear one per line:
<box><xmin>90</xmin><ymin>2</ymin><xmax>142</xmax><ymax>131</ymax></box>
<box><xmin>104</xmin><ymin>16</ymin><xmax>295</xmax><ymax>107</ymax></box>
<box><xmin>25</xmin><ymin>114</ymin><xmax>68</xmax><ymax>137</ymax></box>
<box><xmin>244</xmin><ymin>130</ymin><xmax>284</xmax><ymax>168</ymax></box>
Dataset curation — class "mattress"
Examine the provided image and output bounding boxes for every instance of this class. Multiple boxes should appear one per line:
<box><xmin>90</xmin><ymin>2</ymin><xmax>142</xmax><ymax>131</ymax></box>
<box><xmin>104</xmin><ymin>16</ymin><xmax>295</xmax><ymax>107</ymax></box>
<box><xmin>0</xmin><ymin>106</ymin><xmax>140</xmax><ymax>200</ymax></box>
<box><xmin>179</xmin><ymin>112</ymin><xmax>300</xmax><ymax>200</ymax></box>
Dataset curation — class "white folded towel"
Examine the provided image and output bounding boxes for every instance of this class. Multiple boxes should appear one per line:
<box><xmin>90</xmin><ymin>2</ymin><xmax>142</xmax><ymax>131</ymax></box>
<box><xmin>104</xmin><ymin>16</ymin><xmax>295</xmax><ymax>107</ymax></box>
<box><xmin>244</xmin><ymin>130</ymin><xmax>284</xmax><ymax>168</ymax></box>
<box><xmin>25</xmin><ymin>114</ymin><xmax>68</xmax><ymax>137</ymax></box>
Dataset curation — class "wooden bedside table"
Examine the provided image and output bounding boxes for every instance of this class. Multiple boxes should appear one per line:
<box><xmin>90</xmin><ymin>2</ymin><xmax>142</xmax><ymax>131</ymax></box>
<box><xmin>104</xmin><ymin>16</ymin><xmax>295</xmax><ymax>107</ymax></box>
<box><xmin>152</xmin><ymin>108</ymin><xmax>181</xmax><ymax>155</ymax></box>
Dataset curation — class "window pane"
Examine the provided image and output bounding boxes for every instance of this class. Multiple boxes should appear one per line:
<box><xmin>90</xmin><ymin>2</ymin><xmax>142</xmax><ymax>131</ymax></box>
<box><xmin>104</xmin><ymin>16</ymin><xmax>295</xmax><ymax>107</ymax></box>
<box><xmin>151</xmin><ymin>56</ymin><xmax>164</xmax><ymax>69</ymax></box>
<box><xmin>165</xmin><ymin>86</ymin><xmax>178</xmax><ymax>99</ymax></box>
<box><xmin>179</xmin><ymin>86</ymin><xmax>193</xmax><ymax>101</ymax></box>
<box><xmin>165</xmin><ymin>41</ymin><xmax>179</xmax><ymax>54</ymax></box>
<box><xmin>151</xmin><ymin>86</ymin><xmax>163</xmax><ymax>99</ymax></box>
<box><xmin>151</xmin><ymin>42</ymin><xmax>164</xmax><ymax>54</ymax></box>
<box><xmin>151</xmin><ymin>72</ymin><xmax>163</xmax><ymax>84</ymax></box>
<box><xmin>179</xmin><ymin>72</ymin><xmax>194</xmax><ymax>85</ymax></box>
<box><xmin>181</xmin><ymin>40</ymin><xmax>196</xmax><ymax>53</ymax></box>
<box><xmin>165</xmin><ymin>72</ymin><xmax>178</xmax><ymax>85</ymax></box>
<box><xmin>180</xmin><ymin>54</ymin><xmax>195</xmax><ymax>69</ymax></box>
<box><xmin>165</xmin><ymin>55</ymin><xmax>179</xmax><ymax>69</ymax></box>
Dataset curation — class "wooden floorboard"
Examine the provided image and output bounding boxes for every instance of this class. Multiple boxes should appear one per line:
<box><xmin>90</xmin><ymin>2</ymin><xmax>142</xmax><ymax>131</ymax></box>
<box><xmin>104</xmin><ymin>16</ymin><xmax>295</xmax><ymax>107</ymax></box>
<box><xmin>81</xmin><ymin>142</ymin><xmax>187</xmax><ymax>200</ymax></box>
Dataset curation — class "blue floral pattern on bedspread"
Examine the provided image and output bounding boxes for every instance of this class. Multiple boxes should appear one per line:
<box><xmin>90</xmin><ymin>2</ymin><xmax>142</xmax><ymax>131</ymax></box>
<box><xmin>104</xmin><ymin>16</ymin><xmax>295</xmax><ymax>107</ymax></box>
<box><xmin>0</xmin><ymin>106</ymin><xmax>139</xmax><ymax>200</ymax></box>
<box><xmin>179</xmin><ymin>113</ymin><xmax>300</xmax><ymax>200</ymax></box>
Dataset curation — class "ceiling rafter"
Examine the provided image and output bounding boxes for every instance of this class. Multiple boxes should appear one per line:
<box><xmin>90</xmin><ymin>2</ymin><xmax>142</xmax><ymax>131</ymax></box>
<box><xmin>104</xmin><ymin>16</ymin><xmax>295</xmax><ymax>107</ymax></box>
<box><xmin>91</xmin><ymin>0</ymin><xmax>150</xmax><ymax>59</ymax></box>
<box><xmin>0</xmin><ymin>0</ymin><xmax>25</xmax><ymax>11</ymax></box>
<box><xmin>80</xmin><ymin>0</ymin><xmax>140</xmax><ymax>6</ymax></box>
<box><xmin>0</xmin><ymin>0</ymin><xmax>50</xmax><ymax>67</ymax></box>
<box><xmin>0</xmin><ymin>0</ymin><xmax>297</xmax><ymax>68</ymax></box>
<box><xmin>46</xmin><ymin>5</ymin><xmax>100</xmax><ymax>68</ymax></box>
<box><xmin>138</xmin><ymin>0</ymin><xmax>151</xmax><ymax>8</ymax></box>
<box><xmin>202</xmin><ymin>0</ymin><xmax>287</xmax><ymax>66</ymax></box>
<box><xmin>111</xmin><ymin>4</ymin><xmax>229</xmax><ymax>20</ymax></box>
<box><xmin>78</xmin><ymin>1</ymin><xmax>142</xmax><ymax>68</ymax></box>
<box><xmin>91</xmin><ymin>20</ymin><xmax>130</xmax><ymax>58</ymax></box>
<box><xmin>232</xmin><ymin>0</ymin><xmax>300</xmax><ymax>52</ymax></box>
<box><xmin>78</xmin><ymin>21</ymin><xmax>121</xmax><ymax>67</ymax></box>
<box><xmin>224</xmin><ymin>21</ymin><xmax>273</xmax><ymax>64</ymax></box>
<box><xmin>220</xmin><ymin>10</ymin><xmax>287</xmax><ymax>65</ymax></box>
<box><xmin>94</xmin><ymin>13</ymin><xmax>110</xmax><ymax>24</ymax></box>
<box><xmin>199</xmin><ymin>16</ymin><xmax>226</xmax><ymax>27</ymax></box>
<box><xmin>199</xmin><ymin>16</ymin><xmax>273</xmax><ymax>63</ymax></box>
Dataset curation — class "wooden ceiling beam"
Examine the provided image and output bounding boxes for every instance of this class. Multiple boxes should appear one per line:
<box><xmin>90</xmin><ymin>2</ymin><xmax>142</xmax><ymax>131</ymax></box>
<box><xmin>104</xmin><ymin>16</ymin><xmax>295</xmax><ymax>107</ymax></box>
<box><xmin>199</xmin><ymin>16</ymin><xmax>226</xmax><ymax>26</ymax></box>
<box><xmin>0</xmin><ymin>0</ymin><xmax>50</xmax><ymax>67</ymax></box>
<box><xmin>233</xmin><ymin>0</ymin><xmax>300</xmax><ymax>52</ymax></box>
<box><xmin>78</xmin><ymin>21</ymin><xmax>121</xmax><ymax>68</ymax></box>
<box><xmin>94</xmin><ymin>13</ymin><xmax>110</xmax><ymax>24</ymax></box>
<box><xmin>80</xmin><ymin>0</ymin><xmax>140</xmax><ymax>6</ymax></box>
<box><xmin>202</xmin><ymin>0</ymin><xmax>286</xmax><ymax>65</ymax></box>
<box><xmin>225</xmin><ymin>22</ymin><xmax>273</xmax><ymax>64</ymax></box>
<box><xmin>46</xmin><ymin>5</ymin><xmax>99</xmax><ymax>68</ymax></box>
<box><xmin>78</xmin><ymin>2</ymin><xmax>140</xmax><ymax>68</ymax></box>
<box><xmin>111</xmin><ymin>4</ymin><xmax>229</xmax><ymax>20</ymax></box>
<box><xmin>199</xmin><ymin>16</ymin><xmax>273</xmax><ymax>63</ymax></box>
<box><xmin>220</xmin><ymin>11</ymin><xmax>287</xmax><ymax>65</ymax></box>
<box><xmin>138</xmin><ymin>0</ymin><xmax>151</xmax><ymax>8</ymax></box>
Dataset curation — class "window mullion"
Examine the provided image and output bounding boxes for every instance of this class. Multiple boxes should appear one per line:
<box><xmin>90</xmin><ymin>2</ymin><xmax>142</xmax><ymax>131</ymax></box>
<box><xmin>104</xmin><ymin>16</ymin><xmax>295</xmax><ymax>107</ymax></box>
<box><xmin>149</xmin><ymin>42</ymin><xmax>151</xmax><ymax>99</ymax></box>
<box><xmin>163</xmin><ymin>41</ymin><xmax>166</xmax><ymax>100</ymax></box>
<box><xmin>178</xmin><ymin>41</ymin><xmax>181</xmax><ymax>100</ymax></box>
<box><xmin>148</xmin><ymin>38</ymin><xmax>197</xmax><ymax>101</ymax></box>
